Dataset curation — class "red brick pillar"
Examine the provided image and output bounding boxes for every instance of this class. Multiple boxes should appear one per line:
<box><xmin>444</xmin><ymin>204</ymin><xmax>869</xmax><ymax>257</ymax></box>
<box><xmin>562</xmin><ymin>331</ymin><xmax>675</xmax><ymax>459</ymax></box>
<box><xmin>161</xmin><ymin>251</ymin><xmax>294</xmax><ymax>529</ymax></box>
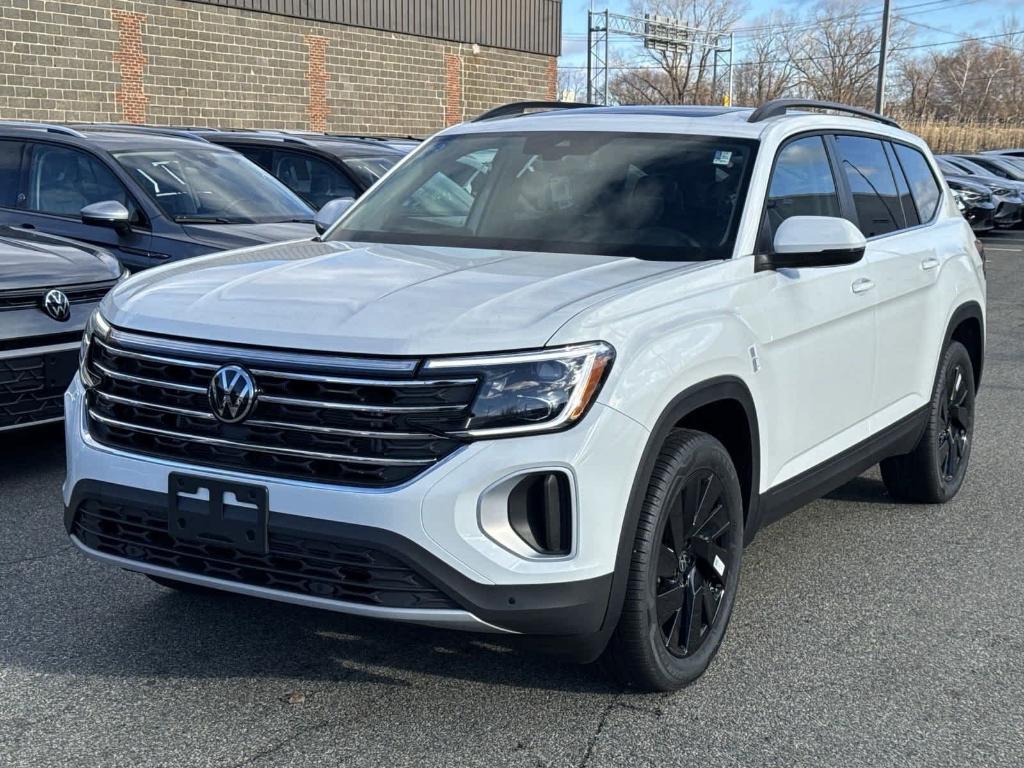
<box><xmin>111</xmin><ymin>10</ymin><xmax>148</xmax><ymax>125</ymax></box>
<box><xmin>444</xmin><ymin>52</ymin><xmax>462</xmax><ymax>127</ymax></box>
<box><xmin>305</xmin><ymin>35</ymin><xmax>329</xmax><ymax>132</ymax></box>
<box><xmin>546</xmin><ymin>57</ymin><xmax>558</xmax><ymax>101</ymax></box>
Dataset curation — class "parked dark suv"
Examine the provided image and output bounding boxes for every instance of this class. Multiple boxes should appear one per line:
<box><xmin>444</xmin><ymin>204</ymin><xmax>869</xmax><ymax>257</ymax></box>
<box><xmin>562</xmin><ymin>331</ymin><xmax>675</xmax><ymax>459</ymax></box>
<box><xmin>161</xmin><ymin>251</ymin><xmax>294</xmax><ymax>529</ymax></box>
<box><xmin>193</xmin><ymin>130</ymin><xmax>410</xmax><ymax>210</ymax></box>
<box><xmin>0</xmin><ymin>123</ymin><xmax>316</xmax><ymax>271</ymax></box>
<box><xmin>1</xmin><ymin>225</ymin><xmax>122</xmax><ymax>431</ymax></box>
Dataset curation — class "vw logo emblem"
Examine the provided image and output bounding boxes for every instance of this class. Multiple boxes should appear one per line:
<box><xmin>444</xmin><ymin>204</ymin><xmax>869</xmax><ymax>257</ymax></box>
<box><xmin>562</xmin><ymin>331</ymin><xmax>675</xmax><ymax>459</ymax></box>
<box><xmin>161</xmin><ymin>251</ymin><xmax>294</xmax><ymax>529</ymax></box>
<box><xmin>208</xmin><ymin>365</ymin><xmax>258</xmax><ymax>423</ymax></box>
<box><xmin>41</xmin><ymin>289</ymin><xmax>70</xmax><ymax>322</ymax></box>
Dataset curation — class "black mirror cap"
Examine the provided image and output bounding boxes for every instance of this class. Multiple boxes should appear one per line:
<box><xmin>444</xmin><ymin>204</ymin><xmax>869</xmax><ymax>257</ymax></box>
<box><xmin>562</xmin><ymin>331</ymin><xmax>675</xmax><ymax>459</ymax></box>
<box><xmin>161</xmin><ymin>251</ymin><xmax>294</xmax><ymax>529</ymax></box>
<box><xmin>755</xmin><ymin>245</ymin><xmax>865</xmax><ymax>272</ymax></box>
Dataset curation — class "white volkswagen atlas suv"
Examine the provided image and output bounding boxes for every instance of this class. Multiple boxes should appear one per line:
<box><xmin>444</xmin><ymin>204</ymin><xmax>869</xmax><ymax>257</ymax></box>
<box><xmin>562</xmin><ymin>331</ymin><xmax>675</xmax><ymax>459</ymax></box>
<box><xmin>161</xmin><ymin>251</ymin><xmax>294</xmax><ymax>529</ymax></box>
<box><xmin>65</xmin><ymin>100</ymin><xmax>986</xmax><ymax>691</ymax></box>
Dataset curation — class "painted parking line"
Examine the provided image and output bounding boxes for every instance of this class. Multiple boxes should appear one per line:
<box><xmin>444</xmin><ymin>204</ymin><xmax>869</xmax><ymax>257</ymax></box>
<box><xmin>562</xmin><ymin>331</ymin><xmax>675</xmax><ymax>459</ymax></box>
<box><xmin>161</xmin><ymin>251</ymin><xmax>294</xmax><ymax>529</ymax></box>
<box><xmin>984</xmin><ymin>247</ymin><xmax>1022</xmax><ymax>252</ymax></box>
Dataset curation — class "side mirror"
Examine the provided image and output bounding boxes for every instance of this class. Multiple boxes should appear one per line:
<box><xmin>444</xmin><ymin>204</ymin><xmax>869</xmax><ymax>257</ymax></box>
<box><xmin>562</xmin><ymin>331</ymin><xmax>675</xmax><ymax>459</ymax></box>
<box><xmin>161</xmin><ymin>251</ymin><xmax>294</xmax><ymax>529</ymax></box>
<box><xmin>314</xmin><ymin>197</ymin><xmax>355</xmax><ymax>236</ymax></box>
<box><xmin>758</xmin><ymin>215</ymin><xmax>867</xmax><ymax>271</ymax></box>
<box><xmin>81</xmin><ymin>200</ymin><xmax>131</xmax><ymax>231</ymax></box>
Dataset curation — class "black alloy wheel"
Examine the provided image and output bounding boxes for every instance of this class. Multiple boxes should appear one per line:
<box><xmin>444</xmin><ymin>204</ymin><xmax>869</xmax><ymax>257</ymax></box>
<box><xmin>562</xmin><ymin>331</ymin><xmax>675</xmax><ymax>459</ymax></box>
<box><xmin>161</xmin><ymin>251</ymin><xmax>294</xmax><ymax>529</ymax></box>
<box><xmin>937</xmin><ymin>362</ymin><xmax>971</xmax><ymax>483</ymax></box>
<box><xmin>654</xmin><ymin>469</ymin><xmax>734</xmax><ymax>658</ymax></box>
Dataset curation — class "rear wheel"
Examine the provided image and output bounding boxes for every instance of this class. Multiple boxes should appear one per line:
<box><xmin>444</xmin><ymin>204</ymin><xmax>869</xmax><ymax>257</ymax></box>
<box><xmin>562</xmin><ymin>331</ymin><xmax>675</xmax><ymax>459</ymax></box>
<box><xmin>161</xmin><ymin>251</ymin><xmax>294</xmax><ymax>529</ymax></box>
<box><xmin>881</xmin><ymin>341</ymin><xmax>975</xmax><ymax>503</ymax></box>
<box><xmin>603</xmin><ymin>429</ymin><xmax>744</xmax><ymax>691</ymax></box>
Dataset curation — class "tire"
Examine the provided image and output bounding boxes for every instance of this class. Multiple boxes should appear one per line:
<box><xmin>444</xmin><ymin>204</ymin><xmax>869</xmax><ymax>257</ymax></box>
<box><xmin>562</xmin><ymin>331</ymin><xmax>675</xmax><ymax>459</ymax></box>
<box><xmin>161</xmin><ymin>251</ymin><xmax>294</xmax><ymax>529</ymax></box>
<box><xmin>880</xmin><ymin>340</ymin><xmax>976</xmax><ymax>503</ymax></box>
<box><xmin>603</xmin><ymin>429</ymin><xmax>744</xmax><ymax>692</ymax></box>
<box><xmin>146</xmin><ymin>574</ymin><xmax>222</xmax><ymax>595</ymax></box>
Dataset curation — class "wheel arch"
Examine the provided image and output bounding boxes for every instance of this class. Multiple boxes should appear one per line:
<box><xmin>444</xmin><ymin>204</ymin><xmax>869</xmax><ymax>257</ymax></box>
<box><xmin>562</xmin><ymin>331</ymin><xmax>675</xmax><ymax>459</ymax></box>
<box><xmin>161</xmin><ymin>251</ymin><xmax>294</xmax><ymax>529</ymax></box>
<box><xmin>594</xmin><ymin>376</ymin><xmax>761</xmax><ymax>649</ymax></box>
<box><xmin>945</xmin><ymin>301</ymin><xmax>985</xmax><ymax>391</ymax></box>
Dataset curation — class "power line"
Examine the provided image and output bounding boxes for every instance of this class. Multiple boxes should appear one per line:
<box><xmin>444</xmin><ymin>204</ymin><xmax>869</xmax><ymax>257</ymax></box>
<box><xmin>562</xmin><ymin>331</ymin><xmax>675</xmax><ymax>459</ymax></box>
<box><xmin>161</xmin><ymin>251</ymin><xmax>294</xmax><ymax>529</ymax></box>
<box><xmin>557</xmin><ymin>29</ymin><xmax>1024</xmax><ymax>72</ymax></box>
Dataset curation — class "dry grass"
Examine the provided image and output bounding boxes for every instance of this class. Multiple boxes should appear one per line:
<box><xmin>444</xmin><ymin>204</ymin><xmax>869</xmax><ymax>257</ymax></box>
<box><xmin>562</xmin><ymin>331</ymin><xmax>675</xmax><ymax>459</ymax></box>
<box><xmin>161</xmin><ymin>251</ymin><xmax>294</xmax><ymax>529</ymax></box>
<box><xmin>900</xmin><ymin>120</ymin><xmax>1024</xmax><ymax>153</ymax></box>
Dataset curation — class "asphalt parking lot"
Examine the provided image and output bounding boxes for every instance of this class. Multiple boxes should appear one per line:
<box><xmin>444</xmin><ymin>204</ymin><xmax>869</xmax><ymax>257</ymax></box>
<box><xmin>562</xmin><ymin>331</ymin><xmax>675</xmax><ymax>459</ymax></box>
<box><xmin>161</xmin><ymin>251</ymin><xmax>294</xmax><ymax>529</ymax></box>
<box><xmin>2</xmin><ymin>234</ymin><xmax>1023</xmax><ymax>768</ymax></box>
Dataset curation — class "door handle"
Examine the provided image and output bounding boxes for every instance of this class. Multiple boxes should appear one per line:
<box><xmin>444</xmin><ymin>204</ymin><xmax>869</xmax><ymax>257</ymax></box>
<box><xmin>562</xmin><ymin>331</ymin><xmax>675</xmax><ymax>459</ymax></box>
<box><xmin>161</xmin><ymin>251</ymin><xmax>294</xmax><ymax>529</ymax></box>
<box><xmin>18</xmin><ymin>223</ymin><xmax>35</xmax><ymax>230</ymax></box>
<box><xmin>921</xmin><ymin>257</ymin><xmax>940</xmax><ymax>270</ymax></box>
<box><xmin>851</xmin><ymin>278</ymin><xmax>875</xmax><ymax>295</ymax></box>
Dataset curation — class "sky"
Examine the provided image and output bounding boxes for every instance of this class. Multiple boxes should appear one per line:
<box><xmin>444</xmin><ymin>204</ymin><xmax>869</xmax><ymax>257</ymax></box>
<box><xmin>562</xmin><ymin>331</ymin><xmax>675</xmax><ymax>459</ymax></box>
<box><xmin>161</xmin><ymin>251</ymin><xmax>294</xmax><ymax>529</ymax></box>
<box><xmin>557</xmin><ymin>0</ymin><xmax>1018</xmax><ymax>71</ymax></box>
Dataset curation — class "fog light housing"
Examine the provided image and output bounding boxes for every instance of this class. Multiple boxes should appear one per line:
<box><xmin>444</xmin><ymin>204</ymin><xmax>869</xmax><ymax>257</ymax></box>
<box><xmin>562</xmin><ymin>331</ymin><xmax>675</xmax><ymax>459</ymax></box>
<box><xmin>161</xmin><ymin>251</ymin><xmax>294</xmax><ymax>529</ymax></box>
<box><xmin>507</xmin><ymin>472</ymin><xmax>572</xmax><ymax>556</ymax></box>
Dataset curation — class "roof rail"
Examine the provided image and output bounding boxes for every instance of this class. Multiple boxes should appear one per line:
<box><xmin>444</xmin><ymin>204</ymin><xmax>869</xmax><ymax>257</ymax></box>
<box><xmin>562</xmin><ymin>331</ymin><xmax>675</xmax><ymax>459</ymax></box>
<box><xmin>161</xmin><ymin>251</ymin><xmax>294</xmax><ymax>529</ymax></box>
<box><xmin>0</xmin><ymin>120</ymin><xmax>87</xmax><ymax>138</ymax></box>
<box><xmin>747</xmin><ymin>99</ymin><xmax>900</xmax><ymax>128</ymax></box>
<box><xmin>472</xmin><ymin>100</ymin><xmax>598</xmax><ymax>122</ymax></box>
<box><xmin>66</xmin><ymin>123</ymin><xmax>214</xmax><ymax>142</ymax></box>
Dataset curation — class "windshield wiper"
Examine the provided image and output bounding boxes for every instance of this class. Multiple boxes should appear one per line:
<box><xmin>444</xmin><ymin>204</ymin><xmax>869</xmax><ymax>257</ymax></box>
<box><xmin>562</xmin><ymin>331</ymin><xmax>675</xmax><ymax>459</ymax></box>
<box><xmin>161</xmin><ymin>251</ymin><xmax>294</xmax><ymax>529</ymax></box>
<box><xmin>173</xmin><ymin>215</ymin><xmax>235</xmax><ymax>224</ymax></box>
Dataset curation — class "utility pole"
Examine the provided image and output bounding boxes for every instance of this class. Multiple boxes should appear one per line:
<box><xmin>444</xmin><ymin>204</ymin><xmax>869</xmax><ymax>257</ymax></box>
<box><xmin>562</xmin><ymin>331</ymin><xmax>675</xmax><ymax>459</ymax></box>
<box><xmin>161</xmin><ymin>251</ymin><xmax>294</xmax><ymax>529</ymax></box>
<box><xmin>875</xmin><ymin>0</ymin><xmax>892</xmax><ymax>114</ymax></box>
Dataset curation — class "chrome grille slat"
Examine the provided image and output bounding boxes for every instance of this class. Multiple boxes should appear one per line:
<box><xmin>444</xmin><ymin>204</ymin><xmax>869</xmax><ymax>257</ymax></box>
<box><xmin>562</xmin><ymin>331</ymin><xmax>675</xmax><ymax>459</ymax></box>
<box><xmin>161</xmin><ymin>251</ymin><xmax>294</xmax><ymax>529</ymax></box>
<box><xmin>85</xmin><ymin>328</ymin><xmax>476</xmax><ymax>487</ymax></box>
<box><xmin>88</xmin><ymin>409</ymin><xmax>436</xmax><ymax>466</ymax></box>
<box><xmin>94</xmin><ymin>389</ymin><xmax>438</xmax><ymax>439</ymax></box>
<box><xmin>93</xmin><ymin>390</ymin><xmax>216</xmax><ymax>420</ymax></box>
<box><xmin>94</xmin><ymin>362</ymin><xmax>207</xmax><ymax>393</ymax></box>
<box><xmin>249</xmin><ymin>367</ymin><xmax>476</xmax><ymax>388</ymax></box>
<box><xmin>94</xmin><ymin>337</ymin><xmax>219</xmax><ymax>371</ymax></box>
<box><xmin>109</xmin><ymin>328</ymin><xmax>419</xmax><ymax>375</ymax></box>
<box><xmin>258</xmin><ymin>393</ymin><xmax>468</xmax><ymax>413</ymax></box>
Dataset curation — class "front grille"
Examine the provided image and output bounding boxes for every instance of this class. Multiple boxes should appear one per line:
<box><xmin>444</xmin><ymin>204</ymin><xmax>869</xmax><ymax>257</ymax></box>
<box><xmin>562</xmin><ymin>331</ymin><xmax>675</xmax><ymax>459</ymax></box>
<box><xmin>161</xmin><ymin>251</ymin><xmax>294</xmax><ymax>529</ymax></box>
<box><xmin>71</xmin><ymin>496</ymin><xmax>459</xmax><ymax>610</ymax></box>
<box><xmin>84</xmin><ymin>329</ymin><xmax>477</xmax><ymax>487</ymax></box>
<box><xmin>0</xmin><ymin>349</ymin><xmax>77</xmax><ymax>429</ymax></box>
<box><xmin>0</xmin><ymin>279</ymin><xmax>118</xmax><ymax>311</ymax></box>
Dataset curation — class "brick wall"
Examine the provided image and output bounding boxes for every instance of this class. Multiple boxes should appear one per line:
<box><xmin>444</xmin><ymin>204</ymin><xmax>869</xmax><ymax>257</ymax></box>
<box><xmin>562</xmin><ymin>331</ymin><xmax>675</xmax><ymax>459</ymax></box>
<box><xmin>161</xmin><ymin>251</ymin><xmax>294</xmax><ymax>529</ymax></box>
<box><xmin>0</xmin><ymin>0</ymin><xmax>556</xmax><ymax>135</ymax></box>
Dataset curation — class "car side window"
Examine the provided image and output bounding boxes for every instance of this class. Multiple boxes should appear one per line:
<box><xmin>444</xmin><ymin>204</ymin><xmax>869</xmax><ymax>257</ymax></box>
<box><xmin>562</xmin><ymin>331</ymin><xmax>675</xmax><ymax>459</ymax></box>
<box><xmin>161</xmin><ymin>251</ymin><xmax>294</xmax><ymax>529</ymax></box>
<box><xmin>884</xmin><ymin>142</ymin><xmax>919</xmax><ymax>228</ymax></box>
<box><xmin>0</xmin><ymin>140</ymin><xmax>26</xmax><ymax>208</ymax></box>
<box><xmin>834</xmin><ymin>135</ymin><xmax>904</xmax><ymax>237</ymax></box>
<box><xmin>765</xmin><ymin>136</ymin><xmax>841</xmax><ymax>241</ymax></box>
<box><xmin>272</xmin><ymin>151</ymin><xmax>356</xmax><ymax>210</ymax></box>
<box><xmin>894</xmin><ymin>144</ymin><xmax>942</xmax><ymax>225</ymax></box>
<box><xmin>25</xmin><ymin>143</ymin><xmax>136</xmax><ymax>219</ymax></box>
<box><xmin>233</xmin><ymin>145</ymin><xmax>273</xmax><ymax>172</ymax></box>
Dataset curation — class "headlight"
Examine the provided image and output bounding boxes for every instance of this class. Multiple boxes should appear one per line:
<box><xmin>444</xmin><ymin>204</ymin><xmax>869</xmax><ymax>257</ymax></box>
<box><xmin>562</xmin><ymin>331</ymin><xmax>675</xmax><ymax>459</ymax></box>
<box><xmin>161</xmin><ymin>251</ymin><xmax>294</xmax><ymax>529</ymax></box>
<box><xmin>958</xmin><ymin>189</ymin><xmax>982</xmax><ymax>203</ymax></box>
<box><xmin>423</xmin><ymin>342</ymin><xmax>615</xmax><ymax>438</ymax></box>
<box><xmin>80</xmin><ymin>309</ymin><xmax>111</xmax><ymax>389</ymax></box>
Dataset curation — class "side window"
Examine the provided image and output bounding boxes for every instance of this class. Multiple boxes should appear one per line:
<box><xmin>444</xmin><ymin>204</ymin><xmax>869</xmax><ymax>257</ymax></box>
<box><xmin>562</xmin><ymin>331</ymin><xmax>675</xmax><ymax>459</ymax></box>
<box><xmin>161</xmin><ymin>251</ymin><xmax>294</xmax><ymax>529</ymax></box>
<box><xmin>834</xmin><ymin>135</ymin><xmax>904</xmax><ymax>237</ymax></box>
<box><xmin>0</xmin><ymin>140</ymin><xmax>26</xmax><ymax>208</ymax></box>
<box><xmin>232</xmin><ymin>145</ymin><xmax>273</xmax><ymax>172</ymax></box>
<box><xmin>765</xmin><ymin>136</ymin><xmax>841</xmax><ymax>241</ymax></box>
<box><xmin>894</xmin><ymin>144</ymin><xmax>942</xmax><ymax>225</ymax></box>
<box><xmin>272</xmin><ymin>151</ymin><xmax>356</xmax><ymax>209</ymax></box>
<box><xmin>884</xmin><ymin>142</ymin><xmax>919</xmax><ymax>228</ymax></box>
<box><xmin>25</xmin><ymin>144</ymin><xmax>136</xmax><ymax>219</ymax></box>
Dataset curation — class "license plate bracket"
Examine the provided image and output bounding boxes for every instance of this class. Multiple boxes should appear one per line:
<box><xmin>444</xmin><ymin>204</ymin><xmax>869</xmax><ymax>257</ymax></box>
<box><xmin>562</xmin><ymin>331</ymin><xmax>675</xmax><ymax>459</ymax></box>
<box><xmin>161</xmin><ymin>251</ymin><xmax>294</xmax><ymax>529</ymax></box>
<box><xmin>168</xmin><ymin>473</ymin><xmax>269</xmax><ymax>555</ymax></box>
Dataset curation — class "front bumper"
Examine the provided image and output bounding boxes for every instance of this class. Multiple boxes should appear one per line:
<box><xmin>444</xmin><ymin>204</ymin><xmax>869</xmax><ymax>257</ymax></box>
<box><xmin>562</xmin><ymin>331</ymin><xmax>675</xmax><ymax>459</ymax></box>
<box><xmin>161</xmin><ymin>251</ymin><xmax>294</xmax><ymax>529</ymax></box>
<box><xmin>64</xmin><ymin>376</ymin><xmax>649</xmax><ymax>636</ymax></box>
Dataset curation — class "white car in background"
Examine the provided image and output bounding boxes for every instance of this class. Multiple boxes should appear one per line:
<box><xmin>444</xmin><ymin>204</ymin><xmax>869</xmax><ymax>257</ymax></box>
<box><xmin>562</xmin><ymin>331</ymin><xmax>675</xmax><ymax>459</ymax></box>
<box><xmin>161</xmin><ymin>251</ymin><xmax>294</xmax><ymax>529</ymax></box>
<box><xmin>65</xmin><ymin>99</ymin><xmax>985</xmax><ymax>691</ymax></box>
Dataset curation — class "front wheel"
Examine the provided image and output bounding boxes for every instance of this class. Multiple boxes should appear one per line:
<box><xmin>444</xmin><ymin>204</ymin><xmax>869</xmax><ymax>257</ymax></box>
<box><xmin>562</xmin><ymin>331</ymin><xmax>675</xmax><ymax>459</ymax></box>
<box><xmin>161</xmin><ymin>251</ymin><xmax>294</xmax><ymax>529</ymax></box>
<box><xmin>603</xmin><ymin>429</ymin><xmax>744</xmax><ymax>692</ymax></box>
<box><xmin>881</xmin><ymin>341</ymin><xmax>976</xmax><ymax>503</ymax></box>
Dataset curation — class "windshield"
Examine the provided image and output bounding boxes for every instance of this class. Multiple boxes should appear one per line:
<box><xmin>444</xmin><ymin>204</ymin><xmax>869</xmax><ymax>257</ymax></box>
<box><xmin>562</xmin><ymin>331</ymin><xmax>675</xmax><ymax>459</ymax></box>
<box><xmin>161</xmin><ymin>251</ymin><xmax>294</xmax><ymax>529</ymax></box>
<box><xmin>114</xmin><ymin>148</ymin><xmax>314</xmax><ymax>224</ymax></box>
<box><xmin>331</xmin><ymin>132</ymin><xmax>758</xmax><ymax>260</ymax></box>
<box><xmin>342</xmin><ymin>156</ymin><xmax>399</xmax><ymax>188</ymax></box>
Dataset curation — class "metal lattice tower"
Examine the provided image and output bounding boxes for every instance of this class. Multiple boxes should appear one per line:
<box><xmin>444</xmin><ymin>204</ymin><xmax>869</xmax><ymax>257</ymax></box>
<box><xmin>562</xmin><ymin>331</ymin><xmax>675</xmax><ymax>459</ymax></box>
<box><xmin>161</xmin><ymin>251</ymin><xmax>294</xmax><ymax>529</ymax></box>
<box><xmin>586</xmin><ymin>10</ymin><xmax>734</xmax><ymax>107</ymax></box>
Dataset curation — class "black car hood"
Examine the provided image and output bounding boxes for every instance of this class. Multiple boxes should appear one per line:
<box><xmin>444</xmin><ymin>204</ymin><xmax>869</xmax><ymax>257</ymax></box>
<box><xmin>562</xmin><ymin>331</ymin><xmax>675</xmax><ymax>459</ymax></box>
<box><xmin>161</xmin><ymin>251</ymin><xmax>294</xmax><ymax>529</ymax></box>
<box><xmin>178</xmin><ymin>221</ymin><xmax>315</xmax><ymax>251</ymax></box>
<box><xmin>0</xmin><ymin>227</ymin><xmax>122</xmax><ymax>291</ymax></box>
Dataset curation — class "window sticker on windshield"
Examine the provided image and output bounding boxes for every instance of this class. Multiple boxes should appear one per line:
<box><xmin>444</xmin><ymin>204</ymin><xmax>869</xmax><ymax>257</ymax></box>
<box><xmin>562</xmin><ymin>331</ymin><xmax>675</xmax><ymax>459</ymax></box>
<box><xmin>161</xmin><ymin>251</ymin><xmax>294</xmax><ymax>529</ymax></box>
<box><xmin>713</xmin><ymin>150</ymin><xmax>732</xmax><ymax>167</ymax></box>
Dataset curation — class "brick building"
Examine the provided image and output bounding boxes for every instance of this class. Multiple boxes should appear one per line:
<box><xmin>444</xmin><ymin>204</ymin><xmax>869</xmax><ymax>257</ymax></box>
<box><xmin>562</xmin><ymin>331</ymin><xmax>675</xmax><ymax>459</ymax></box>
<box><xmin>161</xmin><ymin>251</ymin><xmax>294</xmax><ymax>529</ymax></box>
<box><xmin>0</xmin><ymin>0</ymin><xmax>562</xmax><ymax>135</ymax></box>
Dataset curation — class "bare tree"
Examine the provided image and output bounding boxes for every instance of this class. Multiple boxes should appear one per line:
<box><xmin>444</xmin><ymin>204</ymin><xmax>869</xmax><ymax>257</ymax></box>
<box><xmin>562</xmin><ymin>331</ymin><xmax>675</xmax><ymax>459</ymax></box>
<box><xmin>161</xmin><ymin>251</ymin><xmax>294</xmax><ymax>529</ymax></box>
<box><xmin>556</xmin><ymin>67</ymin><xmax>588</xmax><ymax>102</ymax></box>
<box><xmin>731</xmin><ymin>12</ymin><xmax>797</xmax><ymax>106</ymax></box>
<box><xmin>783</xmin><ymin>0</ymin><xmax>910</xmax><ymax>108</ymax></box>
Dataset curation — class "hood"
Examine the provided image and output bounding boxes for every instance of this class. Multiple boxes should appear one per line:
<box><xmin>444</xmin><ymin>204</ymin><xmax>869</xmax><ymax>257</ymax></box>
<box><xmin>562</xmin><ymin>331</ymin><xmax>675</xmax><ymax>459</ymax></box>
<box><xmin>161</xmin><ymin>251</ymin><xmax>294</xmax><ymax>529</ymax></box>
<box><xmin>0</xmin><ymin>226</ymin><xmax>122</xmax><ymax>291</ymax></box>
<box><xmin>178</xmin><ymin>221</ymin><xmax>316</xmax><ymax>251</ymax></box>
<box><xmin>105</xmin><ymin>239</ymin><xmax>699</xmax><ymax>355</ymax></box>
